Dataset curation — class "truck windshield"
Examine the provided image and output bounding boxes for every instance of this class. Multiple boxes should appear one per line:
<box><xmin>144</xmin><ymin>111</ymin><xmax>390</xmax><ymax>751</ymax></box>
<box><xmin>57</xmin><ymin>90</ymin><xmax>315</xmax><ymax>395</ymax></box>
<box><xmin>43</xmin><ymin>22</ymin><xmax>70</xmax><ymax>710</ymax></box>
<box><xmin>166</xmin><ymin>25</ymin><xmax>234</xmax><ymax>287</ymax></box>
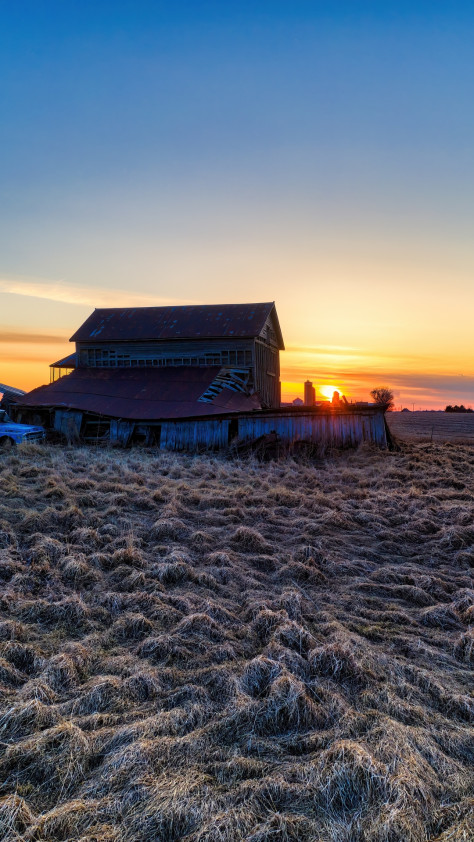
<box><xmin>0</xmin><ymin>411</ymin><xmax>11</xmax><ymax>423</ymax></box>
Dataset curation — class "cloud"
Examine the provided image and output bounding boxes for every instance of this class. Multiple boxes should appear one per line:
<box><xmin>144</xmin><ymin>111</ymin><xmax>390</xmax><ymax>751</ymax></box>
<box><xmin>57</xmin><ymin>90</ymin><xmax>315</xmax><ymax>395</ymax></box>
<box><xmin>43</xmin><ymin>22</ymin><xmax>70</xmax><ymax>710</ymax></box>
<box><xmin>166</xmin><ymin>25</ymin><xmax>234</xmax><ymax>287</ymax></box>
<box><xmin>0</xmin><ymin>330</ymin><xmax>68</xmax><ymax>345</ymax></box>
<box><xmin>284</xmin><ymin>345</ymin><xmax>443</xmax><ymax>369</ymax></box>
<box><xmin>0</xmin><ymin>352</ymin><xmax>56</xmax><ymax>364</ymax></box>
<box><xmin>0</xmin><ymin>277</ymin><xmax>201</xmax><ymax>308</ymax></box>
<box><xmin>380</xmin><ymin>372</ymin><xmax>474</xmax><ymax>401</ymax></box>
<box><xmin>286</xmin><ymin>344</ymin><xmax>362</xmax><ymax>354</ymax></box>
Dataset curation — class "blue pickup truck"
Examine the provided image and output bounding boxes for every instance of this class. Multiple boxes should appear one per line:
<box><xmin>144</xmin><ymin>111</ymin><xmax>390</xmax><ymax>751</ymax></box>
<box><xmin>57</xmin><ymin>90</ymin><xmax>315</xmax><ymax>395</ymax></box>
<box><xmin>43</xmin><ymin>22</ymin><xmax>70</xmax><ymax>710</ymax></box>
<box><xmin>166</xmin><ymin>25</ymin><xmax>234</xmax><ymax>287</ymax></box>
<box><xmin>0</xmin><ymin>409</ymin><xmax>46</xmax><ymax>449</ymax></box>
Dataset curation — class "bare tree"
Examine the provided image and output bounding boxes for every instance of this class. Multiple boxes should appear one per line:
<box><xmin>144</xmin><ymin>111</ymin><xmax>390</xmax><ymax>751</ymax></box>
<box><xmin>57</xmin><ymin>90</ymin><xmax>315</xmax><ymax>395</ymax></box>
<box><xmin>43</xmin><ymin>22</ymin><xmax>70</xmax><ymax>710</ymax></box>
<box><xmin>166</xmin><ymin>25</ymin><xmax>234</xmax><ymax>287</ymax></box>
<box><xmin>370</xmin><ymin>387</ymin><xmax>394</xmax><ymax>412</ymax></box>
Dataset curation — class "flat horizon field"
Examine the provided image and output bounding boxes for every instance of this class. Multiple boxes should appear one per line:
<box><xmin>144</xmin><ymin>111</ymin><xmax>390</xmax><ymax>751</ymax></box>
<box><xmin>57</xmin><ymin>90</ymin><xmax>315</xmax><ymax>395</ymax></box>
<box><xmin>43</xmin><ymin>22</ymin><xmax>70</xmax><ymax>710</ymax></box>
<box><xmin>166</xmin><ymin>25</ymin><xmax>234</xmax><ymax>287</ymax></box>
<box><xmin>0</xmin><ymin>441</ymin><xmax>472</xmax><ymax>841</ymax></box>
<box><xmin>387</xmin><ymin>411</ymin><xmax>474</xmax><ymax>444</ymax></box>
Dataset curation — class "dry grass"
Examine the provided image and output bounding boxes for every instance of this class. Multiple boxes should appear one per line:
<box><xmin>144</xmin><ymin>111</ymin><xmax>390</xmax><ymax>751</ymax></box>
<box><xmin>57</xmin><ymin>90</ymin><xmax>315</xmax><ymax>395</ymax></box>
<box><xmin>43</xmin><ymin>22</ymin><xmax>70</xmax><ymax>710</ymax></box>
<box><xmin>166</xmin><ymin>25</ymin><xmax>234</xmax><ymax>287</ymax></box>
<box><xmin>0</xmin><ymin>440</ymin><xmax>472</xmax><ymax>841</ymax></box>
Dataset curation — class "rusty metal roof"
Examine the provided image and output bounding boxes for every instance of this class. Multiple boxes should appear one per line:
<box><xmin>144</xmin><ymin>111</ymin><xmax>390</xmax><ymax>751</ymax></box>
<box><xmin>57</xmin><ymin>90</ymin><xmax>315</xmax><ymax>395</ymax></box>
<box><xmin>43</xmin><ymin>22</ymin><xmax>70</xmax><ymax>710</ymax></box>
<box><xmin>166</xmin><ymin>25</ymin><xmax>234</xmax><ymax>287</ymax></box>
<box><xmin>50</xmin><ymin>353</ymin><xmax>77</xmax><ymax>368</ymax></box>
<box><xmin>70</xmin><ymin>302</ymin><xmax>284</xmax><ymax>349</ymax></box>
<box><xmin>0</xmin><ymin>383</ymin><xmax>25</xmax><ymax>397</ymax></box>
<box><xmin>19</xmin><ymin>367</ymin><xmax>262</xmax><ymax>421</ymax></box>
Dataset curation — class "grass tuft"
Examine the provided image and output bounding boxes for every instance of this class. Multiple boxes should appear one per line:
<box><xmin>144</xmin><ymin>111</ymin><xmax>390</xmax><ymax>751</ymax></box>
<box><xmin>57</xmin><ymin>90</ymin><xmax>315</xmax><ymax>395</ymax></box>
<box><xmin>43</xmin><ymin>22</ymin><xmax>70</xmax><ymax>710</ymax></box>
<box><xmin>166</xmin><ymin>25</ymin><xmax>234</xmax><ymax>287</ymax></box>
<box><xmin>0</xmin><ymin>441</ymin><xmax>472</xmax><ymax>839</ymax></box>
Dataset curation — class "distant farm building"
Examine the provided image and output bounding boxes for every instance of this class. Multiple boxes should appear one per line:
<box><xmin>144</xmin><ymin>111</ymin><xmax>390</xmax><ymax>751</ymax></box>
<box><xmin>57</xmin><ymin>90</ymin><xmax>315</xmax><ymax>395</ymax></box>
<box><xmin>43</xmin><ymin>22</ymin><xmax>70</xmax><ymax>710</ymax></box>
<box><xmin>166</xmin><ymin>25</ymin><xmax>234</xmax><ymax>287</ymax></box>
<box><xmin>13</xmin><ymin>302</ymin><xmax>388</xmax><ymax>450</ymax></box>
<box><xmin>304</xmin><ymin>380</ymin><xmax>316</xmax><ymax>407</ymax></box>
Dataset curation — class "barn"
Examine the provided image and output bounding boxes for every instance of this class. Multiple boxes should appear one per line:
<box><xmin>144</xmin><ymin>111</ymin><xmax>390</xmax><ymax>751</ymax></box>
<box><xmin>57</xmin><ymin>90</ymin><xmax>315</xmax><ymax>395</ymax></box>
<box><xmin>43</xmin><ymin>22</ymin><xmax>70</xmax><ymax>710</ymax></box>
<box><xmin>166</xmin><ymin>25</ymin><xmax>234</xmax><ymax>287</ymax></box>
<box><xmin>14</xmin><ymin>301</ymin><xmax>388</xmax><ymax>450</ymax></box>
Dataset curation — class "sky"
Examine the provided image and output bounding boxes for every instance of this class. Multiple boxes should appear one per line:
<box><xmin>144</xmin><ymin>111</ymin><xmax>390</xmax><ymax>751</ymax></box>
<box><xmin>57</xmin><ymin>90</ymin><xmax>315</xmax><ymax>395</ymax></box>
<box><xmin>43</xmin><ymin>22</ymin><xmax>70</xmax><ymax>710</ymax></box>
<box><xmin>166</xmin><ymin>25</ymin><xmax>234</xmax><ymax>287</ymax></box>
<box><xmin>1</xmin><ymin>1</ymin><xmax>473</xmax><ymax>408</ymax></box>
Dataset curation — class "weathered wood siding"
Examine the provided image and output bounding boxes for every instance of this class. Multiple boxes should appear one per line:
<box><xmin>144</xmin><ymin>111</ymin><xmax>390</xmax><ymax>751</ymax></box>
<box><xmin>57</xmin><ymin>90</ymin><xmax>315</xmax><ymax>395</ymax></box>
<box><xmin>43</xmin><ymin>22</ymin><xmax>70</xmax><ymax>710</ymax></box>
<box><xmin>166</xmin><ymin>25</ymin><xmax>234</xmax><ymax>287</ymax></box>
<box><xmin>54</xmin><ymin>409</ymin><xmax>83</xmax><ymax>440</ymax></box>
<box><xmin>109</xmin><ymin>420</ymin><xmax>134</xmax><ymax>447</ymax></box>
<box><xmin>254</xmin><ymin>339</ymin><xmax>280</xmax><ymax>409</ymax></box>
<box><xmin>155</xmin><ymin>409</ymin><xmax>387</xmax><ymax>451</ymax></box>
<box><xmin>236</xmin><ymin>409</ymin><xmax>387</xmax><ymax>449</ymax></box>
<box><xmin>48</xmin><ymin>407</ymin><xmax>387</xmax><ymax>451</ymax></box>
<box><xmin>76</xmin><ymin>339</ymin><xmax>255</xmax><ymax>369</ymax></box>
<box><xmin>160</xmin><ymin>419</ymin><xmax>231</xmax><ymax>451</ymax></box>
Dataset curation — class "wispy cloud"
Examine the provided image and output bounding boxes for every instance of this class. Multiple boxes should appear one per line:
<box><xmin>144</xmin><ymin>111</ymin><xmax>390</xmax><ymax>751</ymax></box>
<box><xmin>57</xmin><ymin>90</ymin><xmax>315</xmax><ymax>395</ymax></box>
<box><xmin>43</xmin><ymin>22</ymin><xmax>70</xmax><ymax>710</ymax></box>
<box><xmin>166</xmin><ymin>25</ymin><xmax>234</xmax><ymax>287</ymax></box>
<box><xmin>283</xmin><ymin>345</ymin><xmax>447</xmax><ymax>370</ymax></box>
<box><xmin>0</xmin><ymin>277</ymin><xmax>200</xmax><ymax>308</ymax></box>
<box><xmin>286</xmin><ymin>344</ymin><xmax>362</xmax><ymax>354</ymax></box>
<box><xmin>0</xmin><ymin>330</ymin><xmax>68</xmax><ymax>345</ymax></box>
<box><xmin>0</xmin><ymin>351</ymin><xmax>58</xmax><ymax>365</ymax></box>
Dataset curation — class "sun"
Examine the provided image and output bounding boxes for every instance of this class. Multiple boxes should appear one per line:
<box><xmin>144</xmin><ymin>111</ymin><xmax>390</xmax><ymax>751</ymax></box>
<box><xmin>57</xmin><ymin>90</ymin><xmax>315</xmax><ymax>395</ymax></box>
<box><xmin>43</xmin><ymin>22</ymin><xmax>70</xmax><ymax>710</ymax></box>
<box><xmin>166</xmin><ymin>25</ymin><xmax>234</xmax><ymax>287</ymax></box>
<box><xmin>319</xmin><ymin>385</ymin><xmax>342</xmax><ymax>400</ymax></box>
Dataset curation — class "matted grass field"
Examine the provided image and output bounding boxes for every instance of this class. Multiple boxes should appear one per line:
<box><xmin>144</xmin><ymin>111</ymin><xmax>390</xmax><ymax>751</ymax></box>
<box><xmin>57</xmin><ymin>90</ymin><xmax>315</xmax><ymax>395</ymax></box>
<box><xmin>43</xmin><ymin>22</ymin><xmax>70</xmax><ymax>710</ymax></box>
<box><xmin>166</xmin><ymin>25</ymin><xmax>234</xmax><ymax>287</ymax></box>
<box><xmin>0</xmin><ymin>442</ymin><xmax>472</xmax><ymax>841</ymax></box>
<box><xmin>387</xmin><ymin>411</ymin><xmax>474</xmax><ymax>443</ymax></box>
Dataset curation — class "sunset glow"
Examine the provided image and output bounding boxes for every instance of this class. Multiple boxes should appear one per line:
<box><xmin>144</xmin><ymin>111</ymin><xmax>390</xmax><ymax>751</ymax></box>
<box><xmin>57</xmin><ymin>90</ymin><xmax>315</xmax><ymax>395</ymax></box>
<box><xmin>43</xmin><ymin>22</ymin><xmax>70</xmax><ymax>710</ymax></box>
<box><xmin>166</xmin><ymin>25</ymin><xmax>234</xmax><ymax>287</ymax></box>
<box><xmin>1</xmin><ymin>291</ymin><xmax>474</xmax><ymax>410</ymax></box>
<box><xmin>318</xmin><ymin>385</ymin><xmax>342</xmax><ymax>400</ymax></box>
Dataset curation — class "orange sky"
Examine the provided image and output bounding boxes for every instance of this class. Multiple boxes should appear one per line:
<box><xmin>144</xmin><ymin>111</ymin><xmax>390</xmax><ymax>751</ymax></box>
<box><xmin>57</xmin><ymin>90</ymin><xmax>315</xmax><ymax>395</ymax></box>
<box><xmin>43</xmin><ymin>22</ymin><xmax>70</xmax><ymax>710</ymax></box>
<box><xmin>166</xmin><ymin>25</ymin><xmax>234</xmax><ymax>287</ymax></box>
<box><xmin>1</xmin><ymin>278</ymin><xmax>473</xmax><ymax>409</ymax></box>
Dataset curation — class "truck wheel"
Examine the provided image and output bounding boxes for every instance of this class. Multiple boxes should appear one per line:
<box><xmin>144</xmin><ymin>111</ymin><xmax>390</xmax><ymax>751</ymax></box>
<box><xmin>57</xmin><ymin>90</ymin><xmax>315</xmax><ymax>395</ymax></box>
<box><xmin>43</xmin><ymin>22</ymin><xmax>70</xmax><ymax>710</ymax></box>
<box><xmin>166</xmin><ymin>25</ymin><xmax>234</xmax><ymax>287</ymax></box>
<box><xmin>0</xmin><ymin>437</ymin><xmax>14</xmax><ymax>450</ymax></box>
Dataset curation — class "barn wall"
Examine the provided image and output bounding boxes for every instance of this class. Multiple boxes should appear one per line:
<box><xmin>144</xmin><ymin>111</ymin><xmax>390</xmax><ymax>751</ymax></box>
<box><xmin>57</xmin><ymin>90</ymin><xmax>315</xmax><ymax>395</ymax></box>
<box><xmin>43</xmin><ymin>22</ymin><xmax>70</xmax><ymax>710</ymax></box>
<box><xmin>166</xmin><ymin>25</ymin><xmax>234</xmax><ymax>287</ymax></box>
<box><xmin>160</xmin><ymin>419</ymin><xmax>231</xmax><ymax>451</ymax></box>
<box><xmin>44</xmin><ymin>407</ymin><xmax>386</xmax><ymax>450</ymax></box>
<box><xmin>76</xmin><ymin>338</ymin><xmax>255</xmax><ymax>368</ymax></box>
<box><xmin>254</xmin><ymin>339</ymin><xmax>280</xmax><ymax>408</ymax></box>
<box><xmin>236</xmin><ymin>409</ymin><xmax>387</xmax><ymax>448</ymax></box>
<box><xmin>75</xmin><ymin>336</ymin><xmax>281</xmax><ymax>409</ymax></box>
<box><xmin>54</xmin><ymin>409</ymin><xmax>83</xmax><ymax>440</ymax></box>
<box><xmin>155</xmin><ymin>409</ymin><xmax>386</xmax><ymax>450</ymax></box>
<box><xmin>109</xmin><ymin>420</ymin><xmax>135</xmax><ymax>447</ymax></box>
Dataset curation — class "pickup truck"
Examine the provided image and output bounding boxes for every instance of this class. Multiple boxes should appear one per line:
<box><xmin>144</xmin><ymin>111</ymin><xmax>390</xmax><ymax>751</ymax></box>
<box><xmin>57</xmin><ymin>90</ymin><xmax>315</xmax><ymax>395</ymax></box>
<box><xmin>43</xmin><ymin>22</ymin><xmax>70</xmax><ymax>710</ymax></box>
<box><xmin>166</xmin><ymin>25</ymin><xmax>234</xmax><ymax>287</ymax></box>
<box><xmin>0</xmin><ymin>410</ymin><xmax>46</xmax><ymax>448</ymax></box>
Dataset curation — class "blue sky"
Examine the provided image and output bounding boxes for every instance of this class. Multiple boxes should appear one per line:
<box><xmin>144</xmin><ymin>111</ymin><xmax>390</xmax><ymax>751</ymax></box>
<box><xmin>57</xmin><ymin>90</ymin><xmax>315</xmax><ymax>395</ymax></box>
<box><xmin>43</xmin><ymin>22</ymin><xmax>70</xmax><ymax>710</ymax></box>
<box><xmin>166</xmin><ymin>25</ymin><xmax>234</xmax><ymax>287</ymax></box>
<box><xmin>1</xmin><ymin>1</ymin><xmax>474</xmax><ymax>405</ymax></box>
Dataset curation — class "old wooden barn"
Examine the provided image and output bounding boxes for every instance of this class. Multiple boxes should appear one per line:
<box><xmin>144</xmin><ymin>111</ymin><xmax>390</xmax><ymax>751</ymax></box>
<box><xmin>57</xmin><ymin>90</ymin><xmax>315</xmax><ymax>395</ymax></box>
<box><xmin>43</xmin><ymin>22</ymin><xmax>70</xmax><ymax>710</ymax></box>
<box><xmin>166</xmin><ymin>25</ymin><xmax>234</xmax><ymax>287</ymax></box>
<box><xmin>13</xmin><ymin>302</ymin><xmax>388</xmax><ymax>450</ymax></box>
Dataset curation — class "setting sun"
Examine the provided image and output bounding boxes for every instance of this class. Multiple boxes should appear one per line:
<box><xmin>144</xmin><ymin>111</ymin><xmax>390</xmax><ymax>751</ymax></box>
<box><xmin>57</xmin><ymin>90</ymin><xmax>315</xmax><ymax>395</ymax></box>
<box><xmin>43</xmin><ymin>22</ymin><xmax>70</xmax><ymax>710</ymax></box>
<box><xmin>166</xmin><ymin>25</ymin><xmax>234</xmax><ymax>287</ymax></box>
<box><xmin>319</xmin><ymin>385</ymin><xmax>342</xmax><ymax>400</ymax></box>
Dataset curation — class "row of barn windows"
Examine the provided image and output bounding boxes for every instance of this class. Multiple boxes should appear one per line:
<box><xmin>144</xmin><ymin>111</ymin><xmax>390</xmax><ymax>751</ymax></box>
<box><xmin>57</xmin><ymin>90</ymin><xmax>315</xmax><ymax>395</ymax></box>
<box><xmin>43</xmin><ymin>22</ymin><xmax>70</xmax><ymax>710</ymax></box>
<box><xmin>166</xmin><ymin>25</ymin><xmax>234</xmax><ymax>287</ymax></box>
<box><xmin>80</xmin><ymin>349</ymin><xmax>254</xmax><ymax>368</ymax></box>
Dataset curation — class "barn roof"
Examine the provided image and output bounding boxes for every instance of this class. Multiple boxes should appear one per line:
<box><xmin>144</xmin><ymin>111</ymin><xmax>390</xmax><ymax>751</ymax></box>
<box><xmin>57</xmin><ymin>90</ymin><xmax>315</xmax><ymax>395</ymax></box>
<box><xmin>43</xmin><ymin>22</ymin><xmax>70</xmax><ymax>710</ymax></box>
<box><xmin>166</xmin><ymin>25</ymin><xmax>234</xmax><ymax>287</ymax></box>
<box><xmin>70</xmin><ymin>302</ymin><xmax>284</xmax><ymax>349</ymax></box>
<box><xmin>19</xmin><ymin>367</ymin><xmax>262</xmax><ymax>421</ymax></box>
<box><xmin>50</xmin><ymin>353</ymin><xmax>77</xmax><ymax>368</ymax></box>
<box><xmin>0</xmin><ymin>383</ymin><xmax>25</xmax><ymax>398</ymax></box>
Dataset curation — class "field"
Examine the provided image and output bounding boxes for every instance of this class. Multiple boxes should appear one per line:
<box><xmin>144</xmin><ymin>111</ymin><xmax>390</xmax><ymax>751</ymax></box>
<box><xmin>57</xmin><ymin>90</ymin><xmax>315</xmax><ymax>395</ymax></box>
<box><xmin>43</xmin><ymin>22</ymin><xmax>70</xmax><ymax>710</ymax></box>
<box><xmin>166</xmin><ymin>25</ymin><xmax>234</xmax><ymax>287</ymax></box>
<box><xmin>387</xmin><ymin>411</ymin><xmax>474</xmax><ymax>443</ymax></box>
<box><xmin>0</xmin><ymin>441</ymin><xmax>472</xmax><ymax>841</ymax></box>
